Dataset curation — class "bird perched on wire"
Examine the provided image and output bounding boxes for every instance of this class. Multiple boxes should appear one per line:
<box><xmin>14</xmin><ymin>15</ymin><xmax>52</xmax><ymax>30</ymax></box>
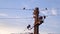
<box><xmin>45</xmin><ymin>8</ymin><xmax>48</xmax><ymax>10</ymax></box>
<box><xmin>23</xmin><ymin>8</ymin><xmax>25</xmax><ymax>10</ymax></box>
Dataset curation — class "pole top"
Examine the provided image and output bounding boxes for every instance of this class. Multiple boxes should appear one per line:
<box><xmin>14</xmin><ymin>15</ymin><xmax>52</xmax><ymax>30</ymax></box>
<box><xmin>35</xmin><ymin>7</ymin><xmax>39</xmax><ymax>10</ymax></box>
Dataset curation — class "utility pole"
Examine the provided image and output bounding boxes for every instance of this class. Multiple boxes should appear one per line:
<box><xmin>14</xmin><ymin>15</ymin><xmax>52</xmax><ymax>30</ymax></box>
<box><xmin>26</xmin><ymin>7</ymin><xmax>46</xmax><ymax>34</ymax></box>
<box><xmin>33</xmin><ymin>7</ymin><xmax>39</xmax><ymax>34</ymax></box>
<box><xmin>33</xmin><ymin>7</ymin><xmax>46</xmax><ymax>34</ymax></box>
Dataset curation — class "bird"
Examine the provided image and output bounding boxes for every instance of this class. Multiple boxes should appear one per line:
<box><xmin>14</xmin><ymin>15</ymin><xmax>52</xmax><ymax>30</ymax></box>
<box><xmin>23</xmin><ymin>8</ymin><xmax>25</xmax><ymax>10</ymax></box>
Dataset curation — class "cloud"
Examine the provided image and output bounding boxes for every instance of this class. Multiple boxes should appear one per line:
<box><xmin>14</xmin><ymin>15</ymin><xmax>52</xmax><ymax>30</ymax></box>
<box><xmin>40</xmin><ymin>10</ymin><xmax>49</xmax><ymax>16</ymax></box>
<box><xmin>0</xmin><ymin>13</ymin><xmax>8</xmax><ymax>17</ymax></box>
<box><xmin>39</xmin><ymin>31</ymin><xmax>48</xmax><ymax>34</ymax></box>
<box><xmin>40</xmin><ymin>8</ymin><xmax>57</xmax><ymax>16</ymax></box>
<box><xmin>0</xmin><ymin>26</ymin><xmax>23</xmax><ymax>34</ymax></box>
<box><xmin>51</xmin><ymin>8</ymin><xmax>57</xmax><ymax>16</ymax></box>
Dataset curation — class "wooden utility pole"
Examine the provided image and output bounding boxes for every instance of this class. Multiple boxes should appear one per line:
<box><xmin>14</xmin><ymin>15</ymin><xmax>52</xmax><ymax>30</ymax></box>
<box><xmin>33</xmin><ymin>7</ymin><xmax>39</xmax><ymax>34</ymax></box>
<box><xmin>33</xmin><ymin>7</ymin><xmax>46</xmax><ymax>34</ymax></box>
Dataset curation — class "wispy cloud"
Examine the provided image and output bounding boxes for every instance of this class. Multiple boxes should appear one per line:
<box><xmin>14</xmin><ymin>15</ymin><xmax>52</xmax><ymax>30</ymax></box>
<box><xmin>0</xmin><ymin>13</ymin><xmax>8</xmax><ymax>17</ymax></box>
<box><xmin>0</xmin><ymin>26</ymin><xmax>23</xmax><ymax>34</ymax></box>
<box><xmin>0</xmin><ymin>13</ymin><xmax>20</xmax><ymax>18</ymax></box>
<box><xmin>40</xmin><ymin>8</ymin><xmax>57</xmax><ymax>16</ymax></box>
<box><xmin>39</xmin><ymin>31</ymin><xmax>48</xmax><ymax>34</ymax></box>
<box><xmin>51</xmin><ymin>8</ymin><xmax>57</xmax><ymax>16</ymax></box>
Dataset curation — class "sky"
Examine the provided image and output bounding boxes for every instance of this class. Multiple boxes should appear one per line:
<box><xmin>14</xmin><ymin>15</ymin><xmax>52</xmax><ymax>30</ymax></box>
<box><xmin>0</xmin><ymin>0</ymin><xmax>60</xmax><ymax>34</ymax></box>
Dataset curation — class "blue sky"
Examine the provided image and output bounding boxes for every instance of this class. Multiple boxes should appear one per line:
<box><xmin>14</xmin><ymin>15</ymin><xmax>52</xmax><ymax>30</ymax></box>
<box><xmin>0</xmin><ymin>0</ymin><xmax>60</xmax><ymax>34</ymax></box>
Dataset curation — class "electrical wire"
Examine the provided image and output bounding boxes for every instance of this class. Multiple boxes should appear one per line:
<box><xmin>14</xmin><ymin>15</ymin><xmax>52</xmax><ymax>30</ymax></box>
<box><xmin>0</xmin><ymin>17</ymin><xmax>33</xmax><ymax>19</ymax></box>
<box><xmin>0</xmin><ymin>8</ymin><xmax>34</xmax><ymax>10</ymax></box>
<box><xmin>0</xmin><ymin>14</ymin><xmax>60</xmax><ymax>19</ymax></box>
<box><xmin>0</xmin><ymin>8</ymin><xmax>60</xmax><ymax>10</ymax></box>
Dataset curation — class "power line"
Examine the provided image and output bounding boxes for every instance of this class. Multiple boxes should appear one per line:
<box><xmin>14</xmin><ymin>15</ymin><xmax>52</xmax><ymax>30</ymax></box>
<box><xmin>0</xmin><ymin>14</ymin><xmax>60</xmax><ymax>19</ymax></box>
<box><xmin>0</xmin><ymin>8</ymin><xmax>34</xmax><ymax>10</ymax></box>
<box><xmin>0</xmin><ymin>17</ymin><xmax>33</xmax><ymax>19</ymax></box>
<box><xmin>0</xmin><ymin>8</ymin><xmax>60</xmax><ymax>9</ymax></box>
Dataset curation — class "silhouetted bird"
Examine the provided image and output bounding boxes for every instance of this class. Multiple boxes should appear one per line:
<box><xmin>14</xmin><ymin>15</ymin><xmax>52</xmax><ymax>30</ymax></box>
<box><xmin>23</xmin><ymin>8</ymin><xmax>25</xmax><ymax>10</ymax></box>
<box><xmin>45</xmin><ymin>8</ymin><xmax>48</xmax><ymax>10</ymax></box>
